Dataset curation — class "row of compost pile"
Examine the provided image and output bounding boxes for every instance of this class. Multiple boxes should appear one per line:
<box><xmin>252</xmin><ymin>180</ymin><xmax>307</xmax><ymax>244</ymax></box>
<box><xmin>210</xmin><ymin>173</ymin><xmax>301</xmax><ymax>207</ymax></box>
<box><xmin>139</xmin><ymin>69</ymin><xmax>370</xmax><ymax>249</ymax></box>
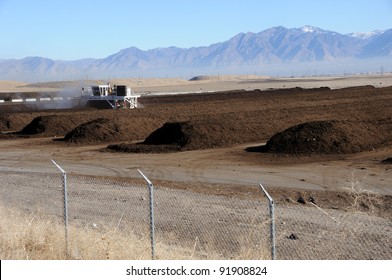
<box><xmin>264</xmin><ymin>120</ymin><xmax>392</xmax><ymax>155</ymax></box>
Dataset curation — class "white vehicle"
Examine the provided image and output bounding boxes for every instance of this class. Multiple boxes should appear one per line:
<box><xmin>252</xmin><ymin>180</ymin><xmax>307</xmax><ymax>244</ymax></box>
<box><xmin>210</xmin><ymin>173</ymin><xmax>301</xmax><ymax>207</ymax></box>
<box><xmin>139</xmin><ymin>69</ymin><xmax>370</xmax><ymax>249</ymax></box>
<box><xmin>81</xmin><ymin>83</ymin><xmax>140</xmax><ymax>109</ymax></box>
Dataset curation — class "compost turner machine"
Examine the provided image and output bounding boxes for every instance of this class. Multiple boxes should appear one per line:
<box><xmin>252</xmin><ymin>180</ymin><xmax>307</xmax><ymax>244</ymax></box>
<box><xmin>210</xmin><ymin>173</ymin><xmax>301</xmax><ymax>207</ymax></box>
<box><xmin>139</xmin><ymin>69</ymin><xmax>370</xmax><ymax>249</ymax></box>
<box><xmin>81</xmin><ymin>83</ymin><xmax>140</xmax><ymax>109</ymax></box>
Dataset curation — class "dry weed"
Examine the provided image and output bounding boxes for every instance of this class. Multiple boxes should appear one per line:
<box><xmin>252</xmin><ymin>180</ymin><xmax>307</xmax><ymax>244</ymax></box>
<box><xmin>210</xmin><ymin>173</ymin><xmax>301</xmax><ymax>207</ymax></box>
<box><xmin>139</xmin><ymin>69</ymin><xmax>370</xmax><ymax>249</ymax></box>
<box><xmin>0</xmin><ymin>207</ymin><xmax>67</xmax><ymax>259</ymax></box>
<box><xmin>0</xmin><ymin>206</ymin><xmax>151</xmax><ymax>259</ymax></box>
<box><xmin>344</xmin><ymin>173</ymin><xmax>382</xmax><ymax>214</ymax></box>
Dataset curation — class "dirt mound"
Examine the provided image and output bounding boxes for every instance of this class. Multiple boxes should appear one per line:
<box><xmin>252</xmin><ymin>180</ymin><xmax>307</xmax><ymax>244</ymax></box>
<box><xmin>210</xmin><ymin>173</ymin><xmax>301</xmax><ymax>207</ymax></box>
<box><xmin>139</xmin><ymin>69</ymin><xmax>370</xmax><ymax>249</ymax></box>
<box><xmin>63</xmin><ymin>116</ymin><xmax>162</xmax><ymax>144</ymax></box>
<box><xmin>107</xmin><ymin>116</ymin><xmax>392</xmax><ymax>154</ymax></box>
<box><xmin>0</xmin><ymin>115</ymin><xmax>12</xmax><ymax>131</ymax></box>
<box><xmin>64</xmin><ymin>118</ymin><xmax>126</xmax><ymax>143</ymax></box>
<box><xmin>381</xmin><ymin>157</ymin><xmax>392</xmax><ymax>164</ymax></box>
<box><xmin>106</xmin><ymin>120</ymin><xmax>252</xmax><ymax>153</ymax></box>
<box><xmin>13</xmin><ymin>111</ymin><xmax>163</xmax><ymax>142</ymax></box>
<box><xmin>144</xmin><ymin>122</ymin><xmax>191</xmax><ymax>147</ymax></box>
<box><xmin>189</xmin><ymin>76</ymin><xmax>210</xmax><ymax>81</ymax></box>
<box><xmin>1</xmin><ymin>113</ymin><xmax>53</xmax><ymax>132</ymax></box>
<box><xmin>264</xmin><ymin>120</ymin><xmax>392</xmax><ymax>155</ymax></box>
<box><xmin>4</xmin><ymin>86</ymin><xmax>392</xmax><ymax>154</ymax></box>
<box><xmin>143</xmin><ymin>121</ymin><xmax>229</xmax><ymax>151</ymax></box>
<box><xmin>19</xmin><ymin>115</ymin><xmax>83</xmax><ymax>137</ymax></box>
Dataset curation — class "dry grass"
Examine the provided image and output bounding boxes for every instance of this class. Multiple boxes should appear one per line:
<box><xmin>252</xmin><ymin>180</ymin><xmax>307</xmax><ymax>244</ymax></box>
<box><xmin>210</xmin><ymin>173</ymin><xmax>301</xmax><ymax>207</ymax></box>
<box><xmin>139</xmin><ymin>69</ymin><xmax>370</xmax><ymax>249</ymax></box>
<box><xmin>0</xmin><ymin>206</ymin><xmax>151</xmax><ymax>260</ymax></box>
<box><xmin>0</xmin><ymin>207</ymin><xmax>67</xmax><ymax>259</ymax></box>
<box><xmin>0</xmin><ymin>205</ymin><xmax>268</xmax><ymax>260</ymax></box>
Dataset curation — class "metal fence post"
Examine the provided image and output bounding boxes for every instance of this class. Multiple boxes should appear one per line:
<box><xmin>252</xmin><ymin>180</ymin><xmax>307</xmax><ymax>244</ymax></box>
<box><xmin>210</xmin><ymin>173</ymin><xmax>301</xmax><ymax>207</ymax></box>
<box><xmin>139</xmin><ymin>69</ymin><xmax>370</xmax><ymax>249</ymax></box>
<box><xmin>138</xmin><ymin>169</ymin><xmax>156</xmax><ymax>260</ymax></box>
<box><xmin>51</xmin><ymin>159</ymin><xmax>69</xmax><ymax>258</ymax></box>
<box><xmin>259</xmin><ymin>183</ymin><xmax>276</xmax><ymax>260</ymax></box>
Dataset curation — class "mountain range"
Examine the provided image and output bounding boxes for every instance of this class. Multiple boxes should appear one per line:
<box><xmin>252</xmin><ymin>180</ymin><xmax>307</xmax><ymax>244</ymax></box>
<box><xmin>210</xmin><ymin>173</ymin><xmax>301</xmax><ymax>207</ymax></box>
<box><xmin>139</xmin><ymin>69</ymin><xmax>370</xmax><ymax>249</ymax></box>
<box><xmin>1</xmin><ymin>25</ymin><xmax>391</xmax><ymax>82</ymax></box>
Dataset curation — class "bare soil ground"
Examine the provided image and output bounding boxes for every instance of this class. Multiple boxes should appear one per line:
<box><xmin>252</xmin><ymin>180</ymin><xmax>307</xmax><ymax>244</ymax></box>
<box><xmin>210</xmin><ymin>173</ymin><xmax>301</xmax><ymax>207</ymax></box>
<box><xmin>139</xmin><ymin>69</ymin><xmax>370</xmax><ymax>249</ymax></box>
<box><xmin>1</xmin><ymin>78</ymin><xmax>392</xmax><ymax>198</ymax></box>
<box><xmin>1</xmin><ymin>76</ymin><xmax>392</xmax><ymax>259</ymax></box>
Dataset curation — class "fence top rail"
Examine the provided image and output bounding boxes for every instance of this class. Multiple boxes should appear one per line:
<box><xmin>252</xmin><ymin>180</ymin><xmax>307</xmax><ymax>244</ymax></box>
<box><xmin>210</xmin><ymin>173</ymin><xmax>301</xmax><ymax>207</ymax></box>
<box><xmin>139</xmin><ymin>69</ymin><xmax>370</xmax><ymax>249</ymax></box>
<box><xmin>137</xmin><ymin>169</ymin><xmax>153</xmax><ymax>186</ymax></box>
<box><xmin>51</xmin><ymin>159</ymin><xmax>66</xmax><ymax>175</ymax></box>
<box><xmin>259</xmin><ymin>183</ymin><xmax>274</xmax><ymax>204</ymax></box>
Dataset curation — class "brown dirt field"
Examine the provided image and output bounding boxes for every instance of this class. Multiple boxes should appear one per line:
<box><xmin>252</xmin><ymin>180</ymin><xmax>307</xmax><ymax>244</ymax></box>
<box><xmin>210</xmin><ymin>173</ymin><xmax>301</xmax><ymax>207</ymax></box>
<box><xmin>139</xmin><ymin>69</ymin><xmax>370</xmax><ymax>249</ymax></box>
<box><xmin>1</xmin><ymin>84</ymin><xmax>392</xmax><ymax>203</ymax></box>
<box><xmin>1</xmin><ymin>82</ymin><xmax>392</xmax><ymax>260</ymax></box>
<box><xmin>3</xmin><ymin>86</ymin><xmax>392</xmax><ymax>145</ymax></box>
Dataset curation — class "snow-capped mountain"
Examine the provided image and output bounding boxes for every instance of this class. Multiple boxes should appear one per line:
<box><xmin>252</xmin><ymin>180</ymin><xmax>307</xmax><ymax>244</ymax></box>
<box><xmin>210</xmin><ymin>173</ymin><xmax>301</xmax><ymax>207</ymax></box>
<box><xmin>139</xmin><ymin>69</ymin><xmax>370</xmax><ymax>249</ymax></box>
<box><xmin>347</xmin><ymin>30</ymin><xmax>385</xmax><ymax>40</ymax></box>
<box><xmin>301</xmin><ymin>25</ymin><xmax>327</xmax><ymax>33</ymax></box>
<box><xmin>1</xmin><ymin>26</ymin><xmax>391</xmax><ymax>81</ymax></box>
<box><xmin>360</xmin><ymin>29</ymin><xmax>392</xmax><ymax>57</ymax></box>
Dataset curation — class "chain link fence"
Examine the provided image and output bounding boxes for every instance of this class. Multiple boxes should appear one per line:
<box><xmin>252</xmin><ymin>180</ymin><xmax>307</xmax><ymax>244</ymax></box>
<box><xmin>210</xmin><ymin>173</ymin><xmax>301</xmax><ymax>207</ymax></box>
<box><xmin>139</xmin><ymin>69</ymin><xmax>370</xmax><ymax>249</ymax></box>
<box><xmin>0</xmin><ymin>165</ymin><xmax>272</xmax><ymax>260</ymax></box>
<box><xmin>152</xmin><ymin>183</ymin><xmax>270</xmax><ymax>259</ymax></box>
<box><xmin>275</xmin><ymin>202</ymin><xmax>392</xmax><ymax>259</ymax></box>
<box><xmin>1</xmin><ymin>164</ymin><xmax>390</xmax><ymax>260</ymax></box>
<box><xmin>66</xmin><ymin>174</ymin><xmax>151</xmax><ymax>259</ymax></box>
<box><xmin>0</xmin><ymin>171</ymin><xmax>67</xmax><ymax>259</ymax></box>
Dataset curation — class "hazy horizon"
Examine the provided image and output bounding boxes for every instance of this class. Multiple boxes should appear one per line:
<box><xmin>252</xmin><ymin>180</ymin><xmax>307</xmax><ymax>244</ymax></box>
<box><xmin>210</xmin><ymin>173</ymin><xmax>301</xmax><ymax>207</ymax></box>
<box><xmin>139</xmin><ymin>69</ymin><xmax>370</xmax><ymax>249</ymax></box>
<box><xmin>1</xmin><ymin>0</ymin><xmax>391</xmax><ymax>60</ymax></box>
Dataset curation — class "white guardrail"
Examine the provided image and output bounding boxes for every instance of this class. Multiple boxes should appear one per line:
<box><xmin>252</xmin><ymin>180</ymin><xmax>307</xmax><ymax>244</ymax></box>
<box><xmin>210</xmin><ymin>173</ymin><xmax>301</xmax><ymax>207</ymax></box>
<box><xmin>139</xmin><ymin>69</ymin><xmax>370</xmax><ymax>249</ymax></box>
<box><xmin>0</xmin><ymin>97</ymin><xmax>77</xmax><ymax>103</ymax></box>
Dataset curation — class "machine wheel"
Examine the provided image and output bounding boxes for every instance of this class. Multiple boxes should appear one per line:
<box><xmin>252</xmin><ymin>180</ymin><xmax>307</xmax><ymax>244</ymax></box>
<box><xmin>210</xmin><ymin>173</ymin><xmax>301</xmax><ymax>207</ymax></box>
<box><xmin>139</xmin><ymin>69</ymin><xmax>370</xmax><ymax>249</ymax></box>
<box><xmin>130</xmin><ymin>99</ymin><xmax>136</xmax><ymax>109</ymax></box>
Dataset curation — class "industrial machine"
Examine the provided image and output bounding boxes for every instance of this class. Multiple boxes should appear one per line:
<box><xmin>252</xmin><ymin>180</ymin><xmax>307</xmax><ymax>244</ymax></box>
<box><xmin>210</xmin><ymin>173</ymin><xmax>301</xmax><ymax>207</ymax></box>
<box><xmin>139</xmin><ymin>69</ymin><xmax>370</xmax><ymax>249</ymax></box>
<box><xmin>81</xmin><ymin>83</ymin><xmax>140</xmax><ymax>109</ymax></box>
<box><xmin>0</xmin><ymin>83</ymin><xmax>141</xmax><ymax>111</ymax></box>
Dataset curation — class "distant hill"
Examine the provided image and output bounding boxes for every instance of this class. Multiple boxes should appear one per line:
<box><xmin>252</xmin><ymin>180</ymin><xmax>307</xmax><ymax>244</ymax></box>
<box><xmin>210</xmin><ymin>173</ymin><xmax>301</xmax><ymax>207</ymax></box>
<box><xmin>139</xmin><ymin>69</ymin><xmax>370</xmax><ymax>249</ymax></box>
<box><xmin>1</xmin><ymin>26</ymin><xmax>391</xmax><ymax>81</ymax></box>
<box><xmin>360</xmin><ymin>29</ymin><xmax>392</xmax><ymax>57</ymax></box>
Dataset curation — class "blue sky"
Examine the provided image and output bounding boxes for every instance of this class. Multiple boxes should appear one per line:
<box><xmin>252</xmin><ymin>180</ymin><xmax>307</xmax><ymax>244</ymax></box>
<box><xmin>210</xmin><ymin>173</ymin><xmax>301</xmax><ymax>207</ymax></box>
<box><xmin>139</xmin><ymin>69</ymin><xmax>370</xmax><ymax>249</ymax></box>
<box><xmin>1</xmin><ymin>0</ymin><xmax>391</xmax><ymax>60</ymax></box>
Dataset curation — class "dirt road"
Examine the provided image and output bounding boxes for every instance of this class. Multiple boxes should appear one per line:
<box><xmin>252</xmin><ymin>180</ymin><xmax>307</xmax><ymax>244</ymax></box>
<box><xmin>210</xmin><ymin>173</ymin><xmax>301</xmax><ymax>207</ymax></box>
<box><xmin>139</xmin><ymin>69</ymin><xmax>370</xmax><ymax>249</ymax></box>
<box><xmin>0</xmin><ymin>136</ymin><xmax>391</xmax><ymax>195</ymax></box>
<box><xmin>1</xmin><ymin>78</ymin><xmax>391</xmax><ymax>196</ymax></box>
